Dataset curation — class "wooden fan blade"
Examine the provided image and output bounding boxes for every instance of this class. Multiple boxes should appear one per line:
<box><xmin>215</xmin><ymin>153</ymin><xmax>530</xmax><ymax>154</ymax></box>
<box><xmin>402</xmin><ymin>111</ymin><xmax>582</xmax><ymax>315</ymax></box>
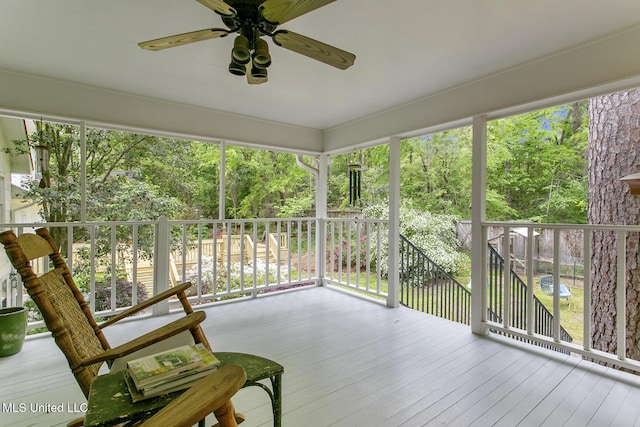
<box><xmin>272</xmin><ymin>30</ymin><xmax>355</xmax><ymax>70</ymax></box>
<box><xmin>260</xmin><ymin>0</ymin><xmax>335</xmax><ymax>25</ymax></box>
<box><xmin>195</xmin><ymin>0</ymin><xmax>236</xmax><ymax>17</ymax></box>
<box><xmin>139</xmin><ymin>28</ymin><xmax>230</xmax><ymax>51</ymax></box>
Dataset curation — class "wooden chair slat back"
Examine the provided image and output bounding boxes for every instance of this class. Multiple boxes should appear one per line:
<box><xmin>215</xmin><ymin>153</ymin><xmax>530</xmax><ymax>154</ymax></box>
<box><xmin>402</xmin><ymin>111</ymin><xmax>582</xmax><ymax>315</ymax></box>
<box><xmin>16</xmin><ymin>233</ymin><xmax>54</xmax><ymax>260</ymax></box>
<box><xmin>0</xmin><ymin>228</ymin><xmax>109</xmax><ymax>397</ymax></box>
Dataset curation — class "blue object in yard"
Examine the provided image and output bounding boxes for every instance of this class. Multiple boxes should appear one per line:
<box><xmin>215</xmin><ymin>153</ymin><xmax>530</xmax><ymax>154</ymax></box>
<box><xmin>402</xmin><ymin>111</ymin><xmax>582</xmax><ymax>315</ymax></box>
<box><xmin>539</xmin><ymin>275</ymin><xmax>571</xmax><ymax>300</ymax></box>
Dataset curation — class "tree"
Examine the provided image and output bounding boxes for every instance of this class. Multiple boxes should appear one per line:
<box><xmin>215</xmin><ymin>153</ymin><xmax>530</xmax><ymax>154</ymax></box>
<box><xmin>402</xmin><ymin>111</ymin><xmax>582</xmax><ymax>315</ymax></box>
<box><xmin>224</xmin><ymin>147</ymin><xmax>314</xmax><ymax>219</ymax></box>
<box><xmin>21</xmin><ymin>124</ymin><xmax>186</xmax><ymax>222</ymax></box>
<box><xmin>488</xmin><ymin>103</ymin><xmax>588</xmax><ymax>223</ymax></box>
<box><xmin>588</xmin><ymin>88</ymin><xmax>640</xmax><ymax>359</ymax></box>
<box><xmin>399</xmin><ymin>131</ymin><xmax>473</xmax><ymax>217</ymax></box>
<box><xmin>18</xmin><ymin>122</ymin><xmax>187</xmax><ymax>258</ymax></box>
<box><xmin>190</xmin><ymin>142</ymin><xmax>222</xmax><ymax>219</ymax></box>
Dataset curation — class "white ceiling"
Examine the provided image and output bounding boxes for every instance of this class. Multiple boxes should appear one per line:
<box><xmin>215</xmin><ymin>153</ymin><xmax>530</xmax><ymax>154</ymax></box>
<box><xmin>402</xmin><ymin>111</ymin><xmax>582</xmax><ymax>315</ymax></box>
<box><xmin>2</xmin><ymin>0</ymin><xmax>640</xmax><ymax>153</ymax></box>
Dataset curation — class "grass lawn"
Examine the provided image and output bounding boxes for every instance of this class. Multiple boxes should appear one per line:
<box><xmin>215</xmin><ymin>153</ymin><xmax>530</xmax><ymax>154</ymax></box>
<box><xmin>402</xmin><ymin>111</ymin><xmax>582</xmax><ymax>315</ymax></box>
<box><xmin>532</xmin><ymin>277</ymin><xmax>585</xmax><ymax>345</ymax></box>
<box><xmin>326</xmin><ymin>271</ymin><xmax>389</xmax><ymax>298</ymax></box>
<box><xmin>456</xmin><ymin>272</ymin><xmax>586</xmax><ymax>344</ymax></box>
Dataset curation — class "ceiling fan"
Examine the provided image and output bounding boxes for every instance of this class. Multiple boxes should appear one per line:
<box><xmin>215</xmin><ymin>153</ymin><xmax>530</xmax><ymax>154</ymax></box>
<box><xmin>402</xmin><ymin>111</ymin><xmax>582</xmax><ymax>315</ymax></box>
<box><xmin>138</xmin><ymin>0</ymin><xmax>356</xmax><ymax>85</ymax></box>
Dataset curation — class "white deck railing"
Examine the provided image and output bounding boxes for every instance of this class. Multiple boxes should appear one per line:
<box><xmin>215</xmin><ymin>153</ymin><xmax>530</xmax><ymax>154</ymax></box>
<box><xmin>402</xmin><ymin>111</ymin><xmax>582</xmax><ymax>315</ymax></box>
<box><xmin>6</xmin><ymin>217</ymin><xmax>637</xmax><ymax>373</ymax></box>
<box><xmin>1</xmin><ymin>217</ymin><xmax>390</xmax><ymax>330</ymax></box>
<box><xmin>324</xmin><ymin>218</ymin><xmax>388</xmax><ymax>300</ymax></box>
<box><xmin>482</xmin><ymin>221</ymin><xmax>640</xmax><ymax>373</ymax></box>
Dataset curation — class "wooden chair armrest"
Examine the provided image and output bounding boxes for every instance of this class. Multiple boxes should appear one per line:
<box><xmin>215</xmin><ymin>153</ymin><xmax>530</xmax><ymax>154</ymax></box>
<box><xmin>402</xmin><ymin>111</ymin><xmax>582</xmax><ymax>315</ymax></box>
<box><xmin>82</xmin><ymin>311</ymin><xmax>205</xmax><ymax>366</ymax></box>
<box><xmin>65</xmin><ymin>417</ymin><xmax>84</xmax><ymax>427</ymax></box>
<box><xmin>99</xmin><ymin>282</ymin><xmax>193</xmax><ymax>328</ymax></box>
<box><xmin>141</xmin><ymin>365</ymin><xmax>246</xmax><ymax>427</ymax></box>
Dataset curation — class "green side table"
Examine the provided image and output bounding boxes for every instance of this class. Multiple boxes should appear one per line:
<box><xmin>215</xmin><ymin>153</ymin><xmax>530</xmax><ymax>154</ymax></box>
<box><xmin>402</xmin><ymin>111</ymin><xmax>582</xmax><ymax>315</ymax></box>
<box><xmin>84</xmin><ymin>352</ymin><xmax>283</xmax><ymax>427</ymax></box>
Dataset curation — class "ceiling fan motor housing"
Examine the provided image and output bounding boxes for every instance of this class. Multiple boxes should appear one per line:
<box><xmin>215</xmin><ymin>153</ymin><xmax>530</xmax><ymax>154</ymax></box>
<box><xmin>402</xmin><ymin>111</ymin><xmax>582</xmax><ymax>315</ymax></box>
<box><xmin>221</xmin><ymin>1</ymin><xmax>278</xmax><ymax>36</ymax></box>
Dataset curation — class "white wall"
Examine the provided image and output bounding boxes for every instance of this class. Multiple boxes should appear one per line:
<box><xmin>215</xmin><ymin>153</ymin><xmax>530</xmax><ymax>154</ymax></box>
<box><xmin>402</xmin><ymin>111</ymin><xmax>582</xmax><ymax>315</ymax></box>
<box><xmin>0</xmin><ymin>120</ymin><xmax>16</xmax><ymax>305</ymax></box>
<box><xmin>0</xmin><ymin>118</ymin><xmax>40</xmax><ymax>306</ymax></box>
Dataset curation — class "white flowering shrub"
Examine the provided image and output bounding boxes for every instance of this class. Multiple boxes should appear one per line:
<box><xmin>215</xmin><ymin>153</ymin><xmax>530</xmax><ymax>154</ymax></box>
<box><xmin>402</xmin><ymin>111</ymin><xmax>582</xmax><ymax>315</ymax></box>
<box><xmin>186</xmin><ymin>256</ymin><xmax>289</xmax><ymax>295</ymax></box>
<box><xmin>363</xmin><ymin>200</ymin><xmax>469</xmax><ymax>276</ymax></box>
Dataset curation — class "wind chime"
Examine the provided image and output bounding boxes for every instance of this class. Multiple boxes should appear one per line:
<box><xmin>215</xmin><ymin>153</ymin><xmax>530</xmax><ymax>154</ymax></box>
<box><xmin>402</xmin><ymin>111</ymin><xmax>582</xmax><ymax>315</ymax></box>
<box><xmin>348</xmin><ymin>153</ymin><xmax>363</xmax><ymax>206</ymax></box>
<box><xmin>35</xmin><ymin>144</ymin><xmax>50</xmax><ymax>189</ymax></box>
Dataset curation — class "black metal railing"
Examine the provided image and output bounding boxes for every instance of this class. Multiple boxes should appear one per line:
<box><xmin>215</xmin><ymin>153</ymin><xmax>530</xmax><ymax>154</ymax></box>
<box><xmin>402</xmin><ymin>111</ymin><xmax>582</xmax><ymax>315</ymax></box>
<box><xmin>399</xmin><ymin>235</ymin><xmax>471</xmax><ymax>324</ymax></box>
<box><xmin>487</xmin><ymin>244</ymin><xmax>573</xmax><ymax>346</ymax></box>
<box><xmin>399</xmin><ymin>235</ymin><xmax>572</xmax><ymax>352</ymax></box>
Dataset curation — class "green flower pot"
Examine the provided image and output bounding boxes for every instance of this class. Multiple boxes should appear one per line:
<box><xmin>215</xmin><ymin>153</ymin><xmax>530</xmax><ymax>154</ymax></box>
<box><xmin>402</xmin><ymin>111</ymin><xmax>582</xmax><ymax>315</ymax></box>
<box><xmin>0</xmin><ymin>306</ymin><xmax>28</xmax><ymax>357</ymax></box>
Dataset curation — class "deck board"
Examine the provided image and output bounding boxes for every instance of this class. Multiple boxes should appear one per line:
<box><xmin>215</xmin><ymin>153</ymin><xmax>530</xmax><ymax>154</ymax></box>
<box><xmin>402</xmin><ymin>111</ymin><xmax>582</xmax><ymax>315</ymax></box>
<box><xmin>3</xmin><ymin>286</ymin><xmax>640</xmax><ymax>426</ymax></box>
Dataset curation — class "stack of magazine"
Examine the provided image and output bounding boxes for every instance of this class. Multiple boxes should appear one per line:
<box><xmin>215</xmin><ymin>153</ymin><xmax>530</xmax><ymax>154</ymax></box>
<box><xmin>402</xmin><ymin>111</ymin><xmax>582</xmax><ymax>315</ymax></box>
<box><xmin>123</xmin><ymin>343</ymin><xmax>222</xmax><ymax>402</ymax></box>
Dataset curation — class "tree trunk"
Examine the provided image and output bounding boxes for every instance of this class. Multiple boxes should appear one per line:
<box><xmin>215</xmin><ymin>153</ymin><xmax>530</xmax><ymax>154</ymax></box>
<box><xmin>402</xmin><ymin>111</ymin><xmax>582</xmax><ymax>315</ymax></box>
<box><xmin>588</xmin><ymin>88</ymin><xmax>640</xmax><ymax>358</ymax></box>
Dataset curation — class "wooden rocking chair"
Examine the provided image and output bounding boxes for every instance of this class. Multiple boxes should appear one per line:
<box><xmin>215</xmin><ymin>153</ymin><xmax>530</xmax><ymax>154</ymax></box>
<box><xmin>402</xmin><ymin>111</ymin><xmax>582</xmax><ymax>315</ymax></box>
<box><xmin>140</xmin><ymin>365</ymin><xmax>247</xmax><ymax>427</ymax></box>
<box><xmin>0</xmin><ymin>228</ymin><xmax>283</xmax><ymax>427</ymax></box>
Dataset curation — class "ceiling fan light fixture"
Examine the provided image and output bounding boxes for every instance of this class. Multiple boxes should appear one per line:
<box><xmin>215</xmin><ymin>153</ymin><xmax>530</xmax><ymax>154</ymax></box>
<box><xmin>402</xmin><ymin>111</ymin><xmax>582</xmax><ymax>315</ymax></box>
<box><xmin>250</xmin><ymin>65</ymin><xmax>268</xmax><ymax>79</ymax></box>
<box><xmin>252</xmin><ymin>37</ymin><xmax>271</xmax><ymax>69</ymax></box>
<box><xmin>231</xmin><ymin>34</ymin><xmax>251</xmax><ymax>64</ymax></box>
<box><xmin>228</xmin><ymin>58</ymin><xmax>246</xmax><ymax>76</ymax></box>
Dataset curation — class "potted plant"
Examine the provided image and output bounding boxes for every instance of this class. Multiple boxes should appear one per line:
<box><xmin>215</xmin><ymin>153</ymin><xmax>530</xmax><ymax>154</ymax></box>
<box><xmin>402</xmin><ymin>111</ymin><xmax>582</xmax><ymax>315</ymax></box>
<box><xmin>0</xmin><ymin>306</ymin><xmax>28</xmax><ymax>357</ymax></box>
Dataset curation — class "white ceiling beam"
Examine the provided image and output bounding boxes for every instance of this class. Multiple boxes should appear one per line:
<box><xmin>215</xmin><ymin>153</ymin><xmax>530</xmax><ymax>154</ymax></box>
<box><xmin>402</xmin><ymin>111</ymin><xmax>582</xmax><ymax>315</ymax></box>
<box><xmin>323</xmin><ymin>25</ymin><xmax>640</xmax><ymax>150</ymax></box>
<box><xmin>0</xmin><ymin>68</ymin><xmax>323</xmax><ymax>153</ymax></box>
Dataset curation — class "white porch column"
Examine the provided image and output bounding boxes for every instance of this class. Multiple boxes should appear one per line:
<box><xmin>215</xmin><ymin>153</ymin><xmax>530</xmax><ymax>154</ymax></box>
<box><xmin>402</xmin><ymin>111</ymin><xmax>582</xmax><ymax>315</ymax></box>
<box><xmin>387</xmin><ymin>137</ymin><xmax>401</xmax><ymax>308</ymax></box>
<box><xmin>316</xmin><ymin>155</ymin><xmax>328</xmax><ymax>218</ymax></box>
<box><xmin>219</xmin><ymin>140</ymin><xmax>226</xmax><ymax>220</ymax></box>
<box><xmin>80</xmin><ymin>121</ymin><xmax>87</xmax><ymax>222</ymax></box>
<box><xmin>471</xmin><ymin>116</ymin><xmax>489</xmax><ymax>335</ymax></box>
<box><xmin>316</xmin><ymin>154</ymin><xmax>328</xmax><ymax>284</ymax></box>
<box><xmin>153</xmin><ymin>215</ymin><xmax>171</xmax><ymax>315</ymax></box>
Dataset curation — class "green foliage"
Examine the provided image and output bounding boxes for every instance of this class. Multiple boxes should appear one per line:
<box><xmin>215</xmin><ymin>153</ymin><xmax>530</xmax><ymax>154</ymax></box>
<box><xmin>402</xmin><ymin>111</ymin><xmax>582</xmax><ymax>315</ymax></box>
<box><xmin>190</xmin><ymin>143</ymin><xmax>221</xmax><ymax>219</ymax></box>
<box><xmin>11</xmin><ymin>103</ymin><xmax>588</xmax><ymax>281</ymax></box>
<box><xmin>19</xmin><ymin>123</ymin><xmax>187</xmax><ymax>223</ymax></box>
<box><xmin>332</xmin><ymin>235</ymin><xmax>369</xmax><ymax>271</ymax></box>
<box><xmin>324</xmin><ymin>104</ymin><xmax>587</xmax><ymax>224</ymax></box>
<box><xmin>400</xmin><ymin>130</ymin><xmax>473</xmax><ymax>217</ymax></box>
<box><xmin>485</xmin><ymin>189</ymin><xmax>518</xmax><ymax>220</ymax></box>
<box><xmin>223</xmin><ymin>148</ymin><xmax>315</xmax><ymax>219</ymax></box>
<box><xmin>278</xmin><ymin>194</ymin><xmax>314</xmax><ymax>218</ymax></box>
<box><xmin>487</xmin><ymin>103</ymin><xmax>588</xmax><ymax>223</ymax></box>
<box><xmin>15</xmin><ymin>123</ymin><xmax>206</xmax><ymax>261</ymax></box>
<box><xmin>71</xmin><ymin>248</ymin><xmax>149</xmax><ymax>312</ymax></box>
<box><xmin>363</xmin><ymin>200</ymin><xmax>469</xmax><ymax>275</ymax></box>
<box><xmin>328</xmin><ymin>147</ymin><xmax>393</xmax><ymax>209</ymax></box>
<box><xmin>17</xmin><ymin>105</ymin><xmax>588</xmax><ymax>230</ymax></box>
<box><xmin>92</xmin><ymin>278</ymin><xmax>148</xmax><ymax>312</ymax></box>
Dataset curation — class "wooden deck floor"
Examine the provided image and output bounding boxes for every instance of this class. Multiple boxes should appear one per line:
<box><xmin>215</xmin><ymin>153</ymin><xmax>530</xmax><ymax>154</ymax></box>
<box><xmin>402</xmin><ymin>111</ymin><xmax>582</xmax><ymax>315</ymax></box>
<box><xmin>2</xmin><ymin>286</ymin><xmax>640</xmax><ymax>426</ymax></box>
